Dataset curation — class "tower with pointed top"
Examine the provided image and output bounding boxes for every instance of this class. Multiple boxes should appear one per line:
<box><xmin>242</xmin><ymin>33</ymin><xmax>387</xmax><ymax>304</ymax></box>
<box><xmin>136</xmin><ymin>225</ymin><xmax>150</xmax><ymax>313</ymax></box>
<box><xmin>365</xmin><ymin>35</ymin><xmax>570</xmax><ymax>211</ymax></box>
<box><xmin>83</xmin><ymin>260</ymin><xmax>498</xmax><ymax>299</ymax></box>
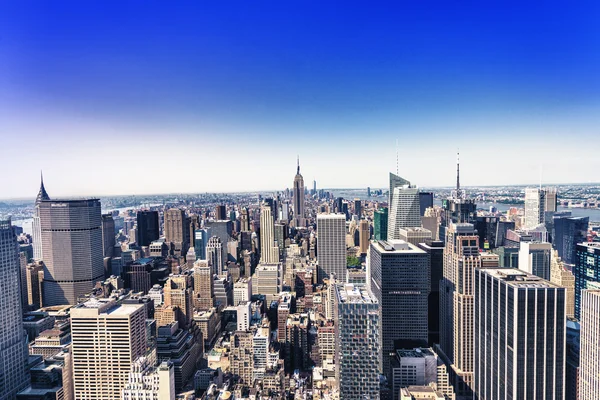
<box><xmin>32</xmin><ymin>172</ymin><xmax>50</xmax><ymax>260</ymax></box>
<box><xmin>440</xmin><ymin>153</ymin><xmax>476</xmax><ymax>242</ymax></box>
<box><xmin>293</xmin><ymin>157</ymin><xmax>305</xmax><ymax>227</ymax></box>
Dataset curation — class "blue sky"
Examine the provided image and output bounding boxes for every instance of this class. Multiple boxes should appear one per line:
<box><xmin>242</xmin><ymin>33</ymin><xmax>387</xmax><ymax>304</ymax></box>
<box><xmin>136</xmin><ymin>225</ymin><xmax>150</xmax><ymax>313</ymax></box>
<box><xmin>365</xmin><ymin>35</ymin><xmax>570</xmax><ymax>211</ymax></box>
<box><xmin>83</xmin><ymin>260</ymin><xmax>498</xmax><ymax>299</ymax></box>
<box><xmin>1</xmin><ymin>1</ymin><xmax>599</xmax><ymax>198</ymax></box>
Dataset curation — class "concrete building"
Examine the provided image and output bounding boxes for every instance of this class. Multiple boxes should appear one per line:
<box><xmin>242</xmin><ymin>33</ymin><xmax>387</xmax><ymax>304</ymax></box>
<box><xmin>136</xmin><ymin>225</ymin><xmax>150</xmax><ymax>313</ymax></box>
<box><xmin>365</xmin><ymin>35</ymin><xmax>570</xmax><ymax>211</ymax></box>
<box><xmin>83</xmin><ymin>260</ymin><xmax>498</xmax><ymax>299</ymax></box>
<box><xmin>32</xmin><ymin>174</ymin><xmax>50</xmax><ymax>261</ymax></box>
<box><xmin>474</xmin><ymin>268</ymin><xmax>566</xmax><ymax>400</ymax></box>
<box><xmin>550</xmin><ymin>250</ymin><xmax>575</xmax><ymax>318</ymax></box>
<box><xmin>206</xmin><ymin>237</ymin><xmax>224</xmax><ymax>275</ymax></box>
<box><xmin>334</xmin><ymin>283</ymin><xmax>381</xmax><ymax>400</ymax></box>
<box><xmin>39</xmin><ymin>199</ymin><xmax>104</xmax><ymax>306</ymax></box>
<box><xmin>121</xmin><ymin>358</ymin><xmax>175</xmax><ymax>400</ymax></box>
<box><xmin>193</xmin><ymin>260</ymin><xmax>213</xmax><ymax>311</ymax></box>
<box><xmin>230</xmin><ymin>331</ymin><xmax>254</xmax><ymax>385</ymax></box>
<box><xmin>524</xmin><ymin>187</ymin><xmax>555</xmax><ymax>229</ymax></box>
<box><xmin>317</xmin><ymin>213</ymin><xmax>346</xmax><ymax>283</ymax></box>
<box><xmin>358</xmin><ymin>219</ymin><xmax>370</xmax><ymax>254</ymax></box>
<box><xmin>579</xmin><ymin>290</ymin><xmax>600</xmax><ymax>400</ymax></box>
<box><xmin>398</xmin><ymin>227</ymin><xmax>433</xmax><ymax>247</ymax></box>
<box><xmin>438</xmin><ymin>223</ymin><xmax>482</xmax><ymax>398</ymax></box>
<box><xmin>388</xmin><ymin>176</ymin><xmax>421</xmax><ymax>240</ymax></box>
<box><xmin>518</xmin><ymin>241</ymin><xmax>552</xmax><ymax>280</ymax></box>
<box><xmin>70</xmin><ymin>298</ymin><xmax>146</xmax><ymax>400</ymax></box>
<box><xmin>0</xmin><ymin>218</ymin><xmax>30</xmax><ymax>398</ymax></box>
<box><xmin>102</xmin><ymin>214</ymin><xmax>116</xmax><ymax>259</ymax></box>
<box><xmin>369</xmin><ymin>239</ymin><xmax>429</xmax><ymax>378</ymax></box>
<box><xmin>164</xmin><ymin>208</ymin><xmax>190</xmax><ymax>257</ymax></box>
<box><xmin>236</xmin><ymin>301</ymin><xmax>251</xmax><ymax>331</ymax></box>
<box><xmin>163</xmin><ymin>274</ymin><xmax>193</xmax><ymax>329</ymax></box>
<box><xmin>156</xmin><ymin>322</ymin><xmax>202</xmax><ymax>391</ymax></box>
<box><xmin>293</xmin><ymin>158</ymin><xmax>305</xmax><ymax>226</ymax></box>
<box><xmin>233</xmin><ymin>278</ymin><xmax>252</xmax><ymax>306</ymax></box>
<box><xmin>260</xmin><ymin>203</ymin><xmax>279</xmax><ymax>264</ymax></box>
<box><xmin>252</xmin><ymin>263</ymin><xmax>283</xmax><ymax>302</ymax></box>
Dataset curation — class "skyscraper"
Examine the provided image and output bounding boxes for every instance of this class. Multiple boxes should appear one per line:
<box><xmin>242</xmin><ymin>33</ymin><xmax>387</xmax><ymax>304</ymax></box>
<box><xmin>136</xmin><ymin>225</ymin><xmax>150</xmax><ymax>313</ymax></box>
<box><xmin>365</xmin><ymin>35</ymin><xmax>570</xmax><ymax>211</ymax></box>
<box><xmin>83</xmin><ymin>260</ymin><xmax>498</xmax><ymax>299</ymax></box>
<box><xmin>101</xmin><ymin>213</ymin><xmax>115</xmax><ymax>259</ymax></box>
<box><xmin>0</xmin><ymin>218</ymin><xmax>30</xmax><ymax>399</ymax></box>
<box><xmin>260</xmin><ymin>203</ymin><xmax>279</xmax><ymax>264</ymax></box>
<box><xmin>293</xmin><ymin>157</ymin><xmax>305</xmax><ymax>226</ymax></box>
<box><xmin>374</xmin><ymin>207</ymin><xmax>388</xmax><ymax>241</ymax></box>
<box><xmin>358</xmin><ymin>219</ymin><xmax>370</xmax><ymax>254</ymax></box>
<box><xmin>418</xmin><ymin>239</ymin><xmax>445</xmax><ymax>346</ymax></box>
<box><xmin>32</xmin><ymin>172</ymin><xmax>50</xmax><ymax>260</ymax></box>
<box><xmin>553</xmin><ymin>216</ymin><xmax>589</xmax><ymax>265</ymax></box>
<box><xmin>206</xmin><ymin>236</ymin><xmax>224</xmax><ymax>275</ymax></box>
<box><xmin>70</xmin><ymin>298</ymin><xmax>146</xmax><ymax>400</ymax></box>
<box><xmin>317</xmin><ymin>214</ymin><xmax>346</xmax><ymax>283</ymax></box>
<box><xmin>387</xmin><ymin>177</ymin><xmax>421</xmax><ymax>240</ymax></box>
<box><xmin>163</xmin><ymin>274</ymin><xmax>193</xmax><ymax>330</ymax></box>
<box><xmin>419</xmin><ymin>192</ymin><xmax>434</xmax><ymax>217</ymax></box>
<box><xmin>579</xmin><ymin>290</ymin><xmax>600</xmax><ymax>400</ymax></box>
<box><xmin>334</xmin><ymin>283</ymin><xmax>381</xmax><ymax>400</ymax></box>
<box><xmin>550</xmin><ymin>249</ymin><xmax>575</xmax><ymax>318</ymax></box>
<box><xmin>136</xmin><ymin>210</ymin><xmax>160</xmax><ymax>247</ymax></box>
<box><xmin>164</xmin><ymin>208</ymin><xmax>190</xmax><ymax>257</ymax></box>
<box><xmin>524</xmin><ymin>187</ymin><xmax>553</xmax><ymax>229</ymax></box>
<box><xmin>439</xmin><ymin>223</ymin><xmax>481</xmax><ymax>398</ymax></box>
<box><xmin>193</xmin><ymin>228</ymin><xmax>211</xmax><ymax>260</ymax></box>
<box><xmin>240</xmin><ymin>207</ymin><xmax>250</xmax><ymax>232</ymax></box>
<box><xmin>518</xmin><ymin>241</ymin><xmax>552</xmax><ymax>280</ymax></box>
<box><xmin>353</xmin><ymin>199</ymin><xmax>362</xmax><ymax>219</ymax></box>
<box><xmin>40</xmin><ymin>198</ymin><xmax>104</xmax><ymax>306</ymax></box>
<box><xmin>368</xmin><ymin>239</ymin><xmax>429</xmax><ymax>378</ymax></box>
<box><xmin>193</xmin><ymin>260</ymin><xmax>214</xmax><ymax>311</ymax></box>
<box><xmin>474</xmin><ymin>268</ymin><xmax>566</xmax><ymax>400</ymax></box>
<box><xmin>573</xmin><ymin>242</ymin><xmax>600</xmax><ymax>319</ymax></box>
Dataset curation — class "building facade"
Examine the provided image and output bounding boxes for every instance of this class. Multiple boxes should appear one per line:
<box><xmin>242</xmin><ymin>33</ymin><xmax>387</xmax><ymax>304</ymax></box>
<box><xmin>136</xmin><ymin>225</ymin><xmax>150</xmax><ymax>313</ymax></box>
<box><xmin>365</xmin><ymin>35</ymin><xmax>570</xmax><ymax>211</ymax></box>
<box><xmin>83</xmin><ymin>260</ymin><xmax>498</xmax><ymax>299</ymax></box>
<box><xmin>317</xmin><ymin>214</ymin><xmax>346</xmax><ymax>283</ymax></box>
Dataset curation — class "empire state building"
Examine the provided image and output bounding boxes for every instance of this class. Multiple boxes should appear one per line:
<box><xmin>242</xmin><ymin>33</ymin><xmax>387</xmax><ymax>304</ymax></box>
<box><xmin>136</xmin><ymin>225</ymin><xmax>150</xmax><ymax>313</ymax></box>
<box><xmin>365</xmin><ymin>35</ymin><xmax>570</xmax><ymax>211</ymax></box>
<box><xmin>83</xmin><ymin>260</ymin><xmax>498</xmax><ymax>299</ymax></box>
<box><xmin>293</xmin><ymin>157</ymin><xmax>305</xmax><ymax>227</ymax></box>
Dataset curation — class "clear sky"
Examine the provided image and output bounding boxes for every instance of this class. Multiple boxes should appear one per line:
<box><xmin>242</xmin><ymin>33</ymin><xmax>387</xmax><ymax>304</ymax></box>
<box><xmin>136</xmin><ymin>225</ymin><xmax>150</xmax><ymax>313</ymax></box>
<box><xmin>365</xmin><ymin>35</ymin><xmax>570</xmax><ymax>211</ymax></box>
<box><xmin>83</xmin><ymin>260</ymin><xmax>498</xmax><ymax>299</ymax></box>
<box><xmin>1</xmin><ymin>1</ymin><xmax>599</xmax><ymax>199</ymax></box>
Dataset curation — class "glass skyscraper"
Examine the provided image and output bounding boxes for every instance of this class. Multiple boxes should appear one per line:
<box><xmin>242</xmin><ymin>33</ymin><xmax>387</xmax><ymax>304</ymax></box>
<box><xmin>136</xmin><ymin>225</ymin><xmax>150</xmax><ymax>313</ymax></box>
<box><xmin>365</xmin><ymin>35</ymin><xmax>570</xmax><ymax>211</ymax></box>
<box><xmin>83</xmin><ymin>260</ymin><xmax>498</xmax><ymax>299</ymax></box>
<box><xmin>553</xmin><ymin>216</ymin><xmax>589</xmax><ymax>265</ymax></box>
<box><xmin>574</xmin><ymin>243</ymin><xmax>600</xmax><ymax>319</ymax></box>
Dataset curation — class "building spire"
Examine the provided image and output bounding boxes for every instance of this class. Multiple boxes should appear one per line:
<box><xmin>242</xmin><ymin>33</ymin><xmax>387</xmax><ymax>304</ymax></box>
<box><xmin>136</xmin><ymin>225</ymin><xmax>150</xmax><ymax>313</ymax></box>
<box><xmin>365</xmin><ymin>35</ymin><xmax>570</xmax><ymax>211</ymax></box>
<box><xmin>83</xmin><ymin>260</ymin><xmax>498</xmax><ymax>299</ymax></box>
<box><xmin>456</xmin><ymin>149</ymin><xmax>460</xmax><ymax>193</ymax></box>
<box><xmin>297</xmin><ymin>155</ymin><xmax>300</xmax><ymax>175</ymax></box>
<box><xmin>36</xmin><ymin>170</ymin><xmax>50</xmax><ymax>204</ymax></box>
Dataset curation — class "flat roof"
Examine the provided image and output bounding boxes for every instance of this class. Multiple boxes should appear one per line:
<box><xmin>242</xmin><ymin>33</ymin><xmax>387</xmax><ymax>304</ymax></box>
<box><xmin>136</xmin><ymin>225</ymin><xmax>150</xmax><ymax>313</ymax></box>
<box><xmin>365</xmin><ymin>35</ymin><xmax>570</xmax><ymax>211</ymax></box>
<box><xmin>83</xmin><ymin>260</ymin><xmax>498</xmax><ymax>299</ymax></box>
<box><xmin>482</xmin><ymin>268</ymin><xmax>560</xmax><ymax>289</ymax></box>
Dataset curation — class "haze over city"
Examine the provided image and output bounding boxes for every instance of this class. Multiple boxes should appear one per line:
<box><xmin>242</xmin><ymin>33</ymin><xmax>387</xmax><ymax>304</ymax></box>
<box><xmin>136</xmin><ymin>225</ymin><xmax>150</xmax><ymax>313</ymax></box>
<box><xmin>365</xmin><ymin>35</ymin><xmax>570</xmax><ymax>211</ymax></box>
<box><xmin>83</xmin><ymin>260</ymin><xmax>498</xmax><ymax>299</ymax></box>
<box><xmin>1</xmin><ymin>1</ymin><xmax>600</xmax><ymax>198</ymax></box>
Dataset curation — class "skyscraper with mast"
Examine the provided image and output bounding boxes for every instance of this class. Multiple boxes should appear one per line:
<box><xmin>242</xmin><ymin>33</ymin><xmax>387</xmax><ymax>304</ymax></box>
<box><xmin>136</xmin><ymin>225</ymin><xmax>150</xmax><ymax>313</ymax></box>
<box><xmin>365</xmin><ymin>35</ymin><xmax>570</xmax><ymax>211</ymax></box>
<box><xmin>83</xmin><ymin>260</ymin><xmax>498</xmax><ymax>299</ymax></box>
<box><xmin>293</xmin><ymin>157</ymin><xmax>305</xmax><ymax>227</ymax></box>
<box><xmin>32</xmin><ymin>172</ymin><xmax>50</xmax><ymax>260</ymax></box>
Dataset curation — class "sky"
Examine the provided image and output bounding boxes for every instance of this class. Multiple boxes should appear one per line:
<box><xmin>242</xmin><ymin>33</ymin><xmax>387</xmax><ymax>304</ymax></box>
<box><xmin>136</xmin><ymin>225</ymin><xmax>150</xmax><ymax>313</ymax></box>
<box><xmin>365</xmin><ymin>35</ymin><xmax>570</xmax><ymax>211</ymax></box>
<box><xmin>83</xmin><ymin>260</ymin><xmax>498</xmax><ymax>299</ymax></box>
<box><xmin>1</xmin><ymin>1</ymin><xmax>599</xmax><ymax>199</ymax></box>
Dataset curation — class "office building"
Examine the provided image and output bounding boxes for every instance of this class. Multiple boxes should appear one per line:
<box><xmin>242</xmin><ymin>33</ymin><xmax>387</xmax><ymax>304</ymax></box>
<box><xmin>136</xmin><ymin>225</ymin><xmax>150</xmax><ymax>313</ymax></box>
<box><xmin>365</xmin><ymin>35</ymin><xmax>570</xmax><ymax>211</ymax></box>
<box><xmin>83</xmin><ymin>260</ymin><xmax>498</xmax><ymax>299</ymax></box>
<box><xmin>231</xmin><ymin>330</ymin><xmax>254</xmax><ymax>385</ymax></box>
<box><xmin>260</xmin><ymin>203</ymin><xmax>279</xmax><ymax>264</ymax></box>
<box><xmin>71</xmin><ymin>298</ymin><xmax>146</xmax><ymax>400</ymax></box>
<box><xmin>553</xmin><ymin>216</ymin><xmax>589</xmax><ymax>265</ymax></box>
<box><xmin>0</xmin><ymin>218</ymin><xmax>30</xmax><ymax>399</ymax></box>
<box><xmin>193</xmin><ymin>260</ymin><xmax>214</xmax><ymax>310</ymax></box>
<box><xmin>32</xmin><ymin>173</ymin><xmax>50</xmax><ymax>261</ymax></box>
<box><xmin>156</xmin><ymin>322</ymin><xmax>202</xmax><ymax>391</ymax></box>
<box><xmin>164</xmin><ymin>208</ymin><xmax>190</xmax><ymax>257</ymax></box>
<box><xmin>354</xmin><ymin>199</ymin><xmax>362</xmax><ymax>218</ymax></box>
<box><xmin>233</xmin><ymin>278</ymin><xmax>252</xmax><ymax>306</ymax></box>
<box><xmin>579</xmin><ymin>290</ymin><xmax>600</xmax><ymax>400</ymax></box>
<box><xmin>359</xmin><ymin>219</ymin><xmax>370</xmax><ymax>254</ymax></box>
<box><xmin>545</xmin><ymin>187</ymin><xmax>558</xmax><ymax>213</ymax></box>
<box><xmin>492</xmin><ymin>246</ymin><xmax>519</xmax><ymax>268</ymax></box>
<box><xmin>419</xmin><ymin>192</ymin><xmax>434</xmax><ymax>217</ymax></box>
<box><xmin>137</xmin><ymin>211</ymin><xmax>160</xmax><ymax>247</ymax></box>
<box><xmin>215</xmin><ymin>205</ymin><xmax>226</xmax><ymax>221</ymax></box>
<box><xmin>374</xmin><ymin>208</ymin><xmax>388</xmax><ymax>241</ymax></box>
<box><xmin>524</xmin><ymin>187</ymin><xmax>557</xmax><ymax>229</ymax></box>
<box><xmin>439</xmin><ymin>223</ymin><xmax>481</xmax><ymax>398</ymax></box>
<box><xmin>518</xmin><ymin>241</ymin><xmax>552</xmax><ymax>280</ymax></box>
<box><xmin>573</xmin><ymin>243</ymin><xmax>600</xmax><ymax>319</ymax></box>
<box><xmin>317</xmin><ymin>213</ymin><xmax>346</xmax><ymax>283</ymax></box>
<box><xmin>550</xmin><ymin>250</ymin><xmax>575</xmax><ymax>318</ymax></box>
<box><xmin>334</xmin><ymin>283</ymin><xmax>381</xmax><ymax>400</ymax></box>
<box><xmin>240</xmin><ymin>207</ymin><xmax>250</xmax><ymax>232</ymax></box>
<box><xmin>206</xmin><ymin>236</ymin><xmax>224</xmax><ymax>275</ymax></box>
<box><xmin>398</xmin><ymin>227</ymin><xmax>432</xmax><ymax>247</ymax></box>
<box><xmin>293</xmin><ymin>158</ymin><xmax>305</xmax><ymax>226</ymax></box>
<box><xmin>418</xmin><ymin>240</ymin><xmax>445</xmax><ymax>346</ymax></box>
<box><xmin>252</xmin><ymin>263</ymin><xmax>282</xmax><ymax>302</ymax></box>
<box><xmin>474</xmin><ymin>268</ymin><xmax>566</xmax><ymax>400</ymax></box>
<box><xmin>101</xmin><ymin>213</ymin><xmax>116</xmax><ymax>259</ymax></box>
<box><xmin>121</xmin><ymin>358</ymin><xmax>176</xmax><ymax>400</ymax></box>
<box><xmin>39</xmin><ymin>199</ymin><xmax>104</xmax><ymax>306</ymax></box>
<box><xmin>163</xmin><ymin>274</ymin><xmax>193</xmax><ymax>330</ymax></box>
<box><xmin>369</xmin><ymin>239</ymin><xmax>429</xmax><ymax>377</ymax></box>
<box><xmin>253</xmin><ymin>327</ymin><xmax>270</xmax><ymax>380</ymax></box>
<box><xmin>388</xmin><ymin>184</ymin><xmax>421</xmax><ymax>240</ymax></box>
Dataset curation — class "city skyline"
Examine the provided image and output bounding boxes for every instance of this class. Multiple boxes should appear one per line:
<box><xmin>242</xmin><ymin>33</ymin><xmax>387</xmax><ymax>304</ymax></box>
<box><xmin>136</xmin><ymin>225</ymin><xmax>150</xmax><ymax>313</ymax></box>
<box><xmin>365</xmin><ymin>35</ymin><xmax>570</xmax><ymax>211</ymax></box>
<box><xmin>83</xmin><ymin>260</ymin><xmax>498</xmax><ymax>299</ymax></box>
<box><xmin>1</xmin><ymin>2</ymin><xmax>600</xmax><ymax>197</ymax></box>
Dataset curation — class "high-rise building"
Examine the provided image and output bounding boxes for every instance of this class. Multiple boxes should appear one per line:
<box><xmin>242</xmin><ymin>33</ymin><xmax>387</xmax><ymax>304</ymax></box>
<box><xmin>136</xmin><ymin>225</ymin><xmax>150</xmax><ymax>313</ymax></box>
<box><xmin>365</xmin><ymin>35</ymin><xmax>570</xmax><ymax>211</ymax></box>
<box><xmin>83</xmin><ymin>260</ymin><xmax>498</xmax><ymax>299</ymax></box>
<box><xmin>317</xmin><ymin>214</ymin><xmax>346</xmax><ymax>283</ymax></box>
<box><xmin>193</xmin><ymin>228</ymin><xmax>211</xmax><ymax>260</ymax></box>
<box><xmin>474</xmin><ymin>268</ymin><xmax>566</xmax><ymax>400</ymax></box>
<box><xmin>439</xmin><ymin>223</ymin><xmax>481</xmax><ymax>398</ymax></box>
<box><xmin>0</xmin><ymin>218</ymin><xmax>30</xmax><ymax>399</ymax></box>
<box><xmin>388</xmin><ymin>184</ymin><xmax>421</xmax><ymax>240</ymax></box>
<box><xmin>163</xmin><ymin>274</ymin><xmax>193</xmax><ymax>330</ymax></box>
<box><xmin>545</xmin><ymin>187</ymin><xmax>558</xmax><ymax>213</ymax></box>
<box><xmin>101</xmin><ymin>213</ymin><xmax>116</xmax><ymax>259</ymax></box>
<box><xmin>573</xmin><ymin>242</ymin><xmax>600</xmax><ymax>319</ymax></box>
<box><xmin>353</xmin><ymin>199</ymin><xmax>362</xmax><ymax>219</ymax></box>
<box><xmin>369</xmin><ymin>239</ymin><xmax>429</xmax><ymax>378</ymax></box>
<box><xmin>524</xmin><ymin>187</ymin><xmax>556</xmax><ymax>229</ymax></box>
<box><xmin>260</xmin><ymin>203</ymin><xmax>279</xmax><ymax>264</ymax></box>
<box><xmin>215</xmin><ymin>205</ymin><xmax>227</xmax><ymax>221</ymax></box>
<box><xmin>374</xmin><ymin>208</ymin><xmax>388</xmax><ymax>241</ymax></box>
<box><xmin>156</xmin><ymin>322</ymin><xmax>202</xmax><ymax>391</ymax></box>
<box><xmin>398</xmin><ymin>227</ymin><xmax>432</xmax><ymax>247</ymax></box>
<box><xmin>550</xmin><ymin>250</ymin><xmax>576</xmax><ymax>318</ymax></box>
<box><xmin>418</xmin><ymin>240</ymin><xmax>445</xmax><ymax>346</ymax></box>
<box><xmin>334</xmin><ymin>283</ymin><xmax>381</xmax><ymax>400</ymax></box>
<box><xmin>518</xmin><ymin>241</ymin><xmax>552</xmax><ymax>280</ymax></box>
<box><xmin>230</xmin><ymin>330</ymin><xmax>254</xmax><ymax>385</ymax></box>
<box><xmin>358</xmin><ymin>219</ymin><xmax>370</xmax><ymax>254</ymax></box>
<box><xmin>71</xmin><ymin>298</ymin><xmax>146</xmax><ymax>400</ymax></box>
<box><xmin>252</xmin><ymin>263</ymin><xmax>282</xmax><ymax>302</ymax></box>
<box><xmin>193</xmin><ymin>260</ymin><xmax>214</xmax><ymax>311</ymax></box>
<box><xmin>32</xmin><ymin>173</ymin><xmax>50</xmax><ymax>261</ymax></box>
<box><xmin>579</xmin><ymin>290</ymin><xmax>600</xmax><ymax>400</ymax></box>
<box><xmin>240</xmin><ymin>207</ymin><xmax>250</xmax><ymax>232</ymax></box>
<box><xmin>121</xmin><ymin>358</ymin><xmax>176</xmax><ymax>400</ymax></box>
<box><xmin>206</xmin><ymin>236</ymin><xmax>224</xmax><ymax>275</ymax></box>
<box><xmin>419</xmin><ymin>192</ymin><xmax>434</xmax><ymax>217</ymax></box>
<box><xmin>40</xmin><ymin>198</ymin><xmax>104</xmax><ymax>306</ymax></box>
<box><xmin>553</xmin><ymin>216</ymin><xmax>589</xmax><ymax>265</ymax></box>
<box><xmin>293</xmin><ymin>158</ymin><xmax>305</xmax><ymax>226</ymax></box>
<box><xmin>164</xmin><ymin>208</ymin><xmax>190</xmax><ymax>257</ymax></box>
<box><xmin>136</xmin><ymin>211</ymin><xmax>160</xmax><ymax>247</ymax></box>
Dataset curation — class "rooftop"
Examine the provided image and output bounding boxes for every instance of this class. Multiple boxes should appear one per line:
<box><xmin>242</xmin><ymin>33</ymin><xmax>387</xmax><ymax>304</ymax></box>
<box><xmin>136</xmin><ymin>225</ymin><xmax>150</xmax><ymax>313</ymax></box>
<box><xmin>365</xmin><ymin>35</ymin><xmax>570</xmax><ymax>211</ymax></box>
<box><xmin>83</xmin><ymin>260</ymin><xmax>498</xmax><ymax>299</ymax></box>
<box><xmin>336</xmin><ymin>283</ymin><xmax>377</xmax><ymax>304</ymax></box>
<box><xmin>396</xmin><ymin>348</ymin><xmax>435</xmax><ymax>359</ymax></box>
<box><xmin>373</xmin><ymin>239</ymin><xmax>426</xmax><ymax>254</ymax></box>
<box><xmin>483</xmin><ymin>268</ymin><xmax>560</xmax><ymax>289</ymax></box>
